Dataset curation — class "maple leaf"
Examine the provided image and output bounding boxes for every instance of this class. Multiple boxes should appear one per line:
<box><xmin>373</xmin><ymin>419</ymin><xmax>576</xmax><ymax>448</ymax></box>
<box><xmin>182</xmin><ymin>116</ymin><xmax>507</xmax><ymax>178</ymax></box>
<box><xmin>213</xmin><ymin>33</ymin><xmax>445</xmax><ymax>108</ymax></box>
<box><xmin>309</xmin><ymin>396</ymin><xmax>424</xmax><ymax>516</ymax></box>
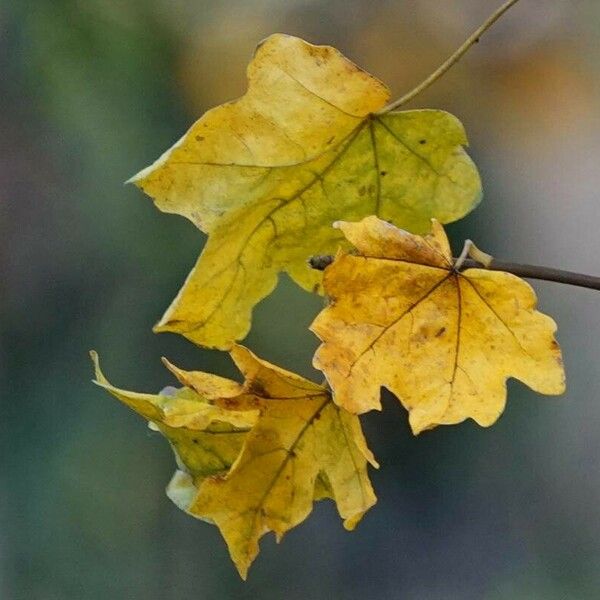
<box><xmin>311</xmin><ymin>216</ymin><xmax>566</xmax><ymax>434</ymax></box>
<box><xmin>91</xmin><ymin>346</ymin><xmax>377</xmax><ymax>579</ymax></box>
<box><xmin>90</xmin><ymin>351</ymin><xmax>257</xmax><ymax>481</ymax></box>
<box><xmin>130</xmin><ymin>33</ymin><xmax>482</xmax><ymax>349</ymax></box>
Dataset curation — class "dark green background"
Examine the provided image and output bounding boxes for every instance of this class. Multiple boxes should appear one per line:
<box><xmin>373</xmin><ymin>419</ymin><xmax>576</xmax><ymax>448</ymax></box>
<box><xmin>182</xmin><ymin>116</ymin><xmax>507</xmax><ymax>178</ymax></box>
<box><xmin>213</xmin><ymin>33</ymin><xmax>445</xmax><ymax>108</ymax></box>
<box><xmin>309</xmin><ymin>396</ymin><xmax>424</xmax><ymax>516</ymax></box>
<box><xmin>3</xmin><ymin>1</ymin><xmax>600</xmax><ymax>598</ymax></box>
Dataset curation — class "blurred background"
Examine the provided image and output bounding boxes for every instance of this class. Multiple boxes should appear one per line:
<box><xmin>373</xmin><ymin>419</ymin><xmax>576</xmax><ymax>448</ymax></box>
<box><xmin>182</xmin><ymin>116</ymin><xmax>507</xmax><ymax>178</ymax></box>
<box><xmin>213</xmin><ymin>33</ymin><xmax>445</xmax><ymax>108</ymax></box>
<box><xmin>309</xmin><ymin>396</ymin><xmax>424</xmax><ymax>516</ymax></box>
<box><xmin>2</xmin><ymin>0</ymin><xmax>600</xmax><ymax>598</ymax></box>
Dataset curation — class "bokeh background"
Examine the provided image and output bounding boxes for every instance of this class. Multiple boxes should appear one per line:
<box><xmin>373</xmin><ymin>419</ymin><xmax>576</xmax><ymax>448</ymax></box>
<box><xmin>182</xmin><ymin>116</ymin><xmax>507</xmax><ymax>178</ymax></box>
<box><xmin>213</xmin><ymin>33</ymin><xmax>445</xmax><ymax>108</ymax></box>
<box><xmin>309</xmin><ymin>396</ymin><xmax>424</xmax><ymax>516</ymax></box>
<box><xmin>2</xmin><ymin>0</ymin><xmax>600</xmax><ymax>598</ymax></box>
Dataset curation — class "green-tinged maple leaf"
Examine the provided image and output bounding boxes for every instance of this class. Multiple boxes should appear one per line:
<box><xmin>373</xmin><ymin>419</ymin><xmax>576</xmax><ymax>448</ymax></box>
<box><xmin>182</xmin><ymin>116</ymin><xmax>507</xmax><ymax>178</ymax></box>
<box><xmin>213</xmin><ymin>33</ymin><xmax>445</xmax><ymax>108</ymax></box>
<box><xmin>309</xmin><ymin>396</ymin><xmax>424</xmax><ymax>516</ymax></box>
<box><xmin>310</xmin><ymin>216</ymin><xmax>565</xmax><ymax>434</ymax></box>
<box><xmin>130</xmin><ymin>33</ymin><xmax>482</xmax><ymax>349</ymax></box>
<box><xmin>91</xmin><ymin>346</ymin><xmax>377</xmax><ymax>578</ymax></box>
<box><xmin>90</xmin><ymin>351</ymin><xmax>257</xmax><ymax>481</ymax></box>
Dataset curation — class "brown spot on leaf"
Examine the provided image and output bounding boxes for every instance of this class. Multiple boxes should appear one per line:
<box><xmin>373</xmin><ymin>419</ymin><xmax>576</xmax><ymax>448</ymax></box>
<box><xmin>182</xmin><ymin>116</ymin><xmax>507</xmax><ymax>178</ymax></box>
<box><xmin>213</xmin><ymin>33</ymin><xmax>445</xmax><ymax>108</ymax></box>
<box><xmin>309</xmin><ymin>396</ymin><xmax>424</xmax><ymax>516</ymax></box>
<box><xmin>223</xmin><ymin>398</ymin><xmax>242</xmax><ymax>410</ymax></box>
<box><xmin>248</xmin><ymin>380</ymin><xmax>269</xmax><ymax>398</ymax></box>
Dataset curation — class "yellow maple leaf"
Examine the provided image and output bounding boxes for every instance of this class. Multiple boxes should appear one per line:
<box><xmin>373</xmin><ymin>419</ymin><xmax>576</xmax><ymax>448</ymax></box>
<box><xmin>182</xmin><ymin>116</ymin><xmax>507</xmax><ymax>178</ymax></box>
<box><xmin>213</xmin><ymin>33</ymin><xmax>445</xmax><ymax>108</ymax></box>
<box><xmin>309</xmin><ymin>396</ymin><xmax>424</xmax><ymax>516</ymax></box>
<box><xmin>91</xmin><ymin>351</ymin><xmax>257</xmax><ymax>481</ymax></box>
<box><xmin>130</xmin><ymin>33</ymin><xmax>481</xmax><ymax>349</ymax></box>
<box><xmin>311</xmin><ymin>216</ymin><xmax>565</xmax><ymax>434</ymax></box>
<box><xmin>91</xmin><ymin>346</ymin><xmax>377</xmax><ymax>579</ymax></box>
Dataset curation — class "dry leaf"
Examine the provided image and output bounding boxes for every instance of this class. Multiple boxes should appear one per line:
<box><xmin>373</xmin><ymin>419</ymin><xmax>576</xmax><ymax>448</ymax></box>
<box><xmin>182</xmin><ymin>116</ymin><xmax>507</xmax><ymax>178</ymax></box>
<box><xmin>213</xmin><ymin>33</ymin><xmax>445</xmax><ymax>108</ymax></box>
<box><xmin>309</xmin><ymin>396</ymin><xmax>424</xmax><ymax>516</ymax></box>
<box><xmin>131</xmin><ymin>33</ymin><xmax>481</xmax><ymax>349</ymax></box>
<box><xmin>91</xmin><ymin>346</ymin><xmax>377</xmax><ymax>578</ymax></box>
<box><xmin>311</xmin><ymin>216</ymin><xmax>565</xmax><ymax>434</ymax></box>
<box><xmin>91</xmin><ymin>351</ymin><xmax>256</xmax><ymax>481</ymax></box>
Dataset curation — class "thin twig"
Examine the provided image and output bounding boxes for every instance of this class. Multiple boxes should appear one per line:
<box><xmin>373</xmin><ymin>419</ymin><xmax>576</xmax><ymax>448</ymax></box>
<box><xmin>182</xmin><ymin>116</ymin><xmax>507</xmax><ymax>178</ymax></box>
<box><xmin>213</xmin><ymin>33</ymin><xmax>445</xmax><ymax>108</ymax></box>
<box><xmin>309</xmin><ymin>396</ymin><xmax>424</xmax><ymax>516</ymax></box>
<box><xmin>377</xmin><ymin>0</ymin><xmax>522</xmax><ymax>114</ymax></box>
<box><xmin>461</xmin><ymin>259</ymin><xmax>600</xmax><ymax>291</ymax></box>
<box><xmin>308</xmin><ymin>254</ymin><xmax>600</xmax><ymax>292</ymax></box>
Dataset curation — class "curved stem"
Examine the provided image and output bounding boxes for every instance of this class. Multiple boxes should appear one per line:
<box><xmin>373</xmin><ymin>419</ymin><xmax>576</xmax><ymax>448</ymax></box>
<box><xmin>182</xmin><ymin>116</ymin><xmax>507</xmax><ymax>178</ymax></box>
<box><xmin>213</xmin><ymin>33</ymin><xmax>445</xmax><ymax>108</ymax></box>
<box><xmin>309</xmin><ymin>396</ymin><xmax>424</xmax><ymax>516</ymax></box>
<box><xmin>453</xmin><ymin>239</ymin><xmax>473</xmax><ymax>272</ymax></box>
<box><xmin>309</xmin><ymin>255</ymin><xmax>600</xmax><ymax>292</ymax></box>
<box><xmin>377</xmin><ymin>0</ymin><xmax>522</xmax><ymax>114</ymax></box>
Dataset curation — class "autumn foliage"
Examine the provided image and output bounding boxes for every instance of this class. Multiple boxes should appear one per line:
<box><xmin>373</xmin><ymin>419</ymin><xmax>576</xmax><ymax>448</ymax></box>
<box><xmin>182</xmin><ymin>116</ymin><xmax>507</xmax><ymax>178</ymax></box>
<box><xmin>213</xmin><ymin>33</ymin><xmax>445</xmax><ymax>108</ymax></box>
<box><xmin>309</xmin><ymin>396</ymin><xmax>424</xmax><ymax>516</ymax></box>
<box><xmin>92</xmin><ymin>31</ymin><xmax>565</xmax><ymax>577</ymax></box>
<box><xmin>129</xmin><ymin>34</ymin><xmax>481</xmax><ymax>349</ymax></box>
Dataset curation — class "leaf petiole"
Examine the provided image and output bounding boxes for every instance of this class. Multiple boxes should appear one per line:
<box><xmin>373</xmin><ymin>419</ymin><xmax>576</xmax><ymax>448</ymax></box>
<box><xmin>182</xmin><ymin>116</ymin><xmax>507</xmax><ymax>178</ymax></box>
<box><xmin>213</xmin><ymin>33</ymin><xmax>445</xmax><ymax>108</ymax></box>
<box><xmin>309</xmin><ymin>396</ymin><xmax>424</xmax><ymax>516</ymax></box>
<box><xmin>453</xmin><ymin>239</ymin><xmax>474</xmax><ymax>272</ymax></box>
<box><xmin>377</xmin><ymin>0</ymin><xmax>523</xmax><ymax>113</ymax></box>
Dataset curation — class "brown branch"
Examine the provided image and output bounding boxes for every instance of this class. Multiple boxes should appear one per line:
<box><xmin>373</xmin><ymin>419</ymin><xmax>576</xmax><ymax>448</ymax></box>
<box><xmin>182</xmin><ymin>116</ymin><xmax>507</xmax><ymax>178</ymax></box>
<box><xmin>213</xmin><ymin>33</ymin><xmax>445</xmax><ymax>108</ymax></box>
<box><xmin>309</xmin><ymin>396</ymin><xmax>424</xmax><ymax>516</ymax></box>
<box><xmin>308</xmin><ymin>255</ymin><xmax>600</xmax><ymax>292</ymax></box>
<box><xmin>461</xmin><ymin>259</ymin><xmax>600</xmax><ymax>291</ymax></box>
